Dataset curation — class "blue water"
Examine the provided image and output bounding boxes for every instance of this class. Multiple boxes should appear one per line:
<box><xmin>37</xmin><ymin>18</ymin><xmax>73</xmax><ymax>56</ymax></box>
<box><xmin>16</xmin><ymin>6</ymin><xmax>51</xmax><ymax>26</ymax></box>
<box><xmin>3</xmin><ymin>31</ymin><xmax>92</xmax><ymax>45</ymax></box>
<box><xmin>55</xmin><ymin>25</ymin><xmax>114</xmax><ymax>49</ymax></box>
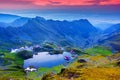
<box><xmin>23</xmin><ymin>52</ymin><xmax>72</xmax><ymax>68</ymax></box>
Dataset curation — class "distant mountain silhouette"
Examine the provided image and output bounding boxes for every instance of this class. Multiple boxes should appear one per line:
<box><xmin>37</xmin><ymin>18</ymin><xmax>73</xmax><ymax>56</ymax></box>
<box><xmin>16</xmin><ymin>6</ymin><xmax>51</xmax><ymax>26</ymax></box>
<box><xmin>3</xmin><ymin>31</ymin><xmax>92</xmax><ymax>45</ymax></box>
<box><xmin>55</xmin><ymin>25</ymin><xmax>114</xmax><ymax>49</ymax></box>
<box><xmin>98</xmin><ymin>24</ymin><xmax>120</xmax><ymax>51</ymax></box>
<box><xmin>9</xmin><ymin>17</ymin><xmax>30</xmax><ymax>27</ymax></box>
<box><xmin>0</xmin><ymin>13</ymin><xmax>21</xmax><ymax>23</ymax></box>
<box><xmin>1</xmin><ymin>13</ymin><xmax>119</xmax><ymax>51</ymax></box>
<box><xmin>0</xmin><ymin>17</ymin><xmax>30</xmax><ymax>27</ymax></box>
<box><xmin>104</xmin><ymin>23</ymin><xmax>120</xmax><ymax>34</ymax></box>
<box><xmin>0</xmin><ymin>16</ymin><xmax>99</xmax><ymax>49</ymax></box>
<box><xmin>95</xmin><ymin>22</ymin><xmax>114</xmax><ymax>30</ymax></box>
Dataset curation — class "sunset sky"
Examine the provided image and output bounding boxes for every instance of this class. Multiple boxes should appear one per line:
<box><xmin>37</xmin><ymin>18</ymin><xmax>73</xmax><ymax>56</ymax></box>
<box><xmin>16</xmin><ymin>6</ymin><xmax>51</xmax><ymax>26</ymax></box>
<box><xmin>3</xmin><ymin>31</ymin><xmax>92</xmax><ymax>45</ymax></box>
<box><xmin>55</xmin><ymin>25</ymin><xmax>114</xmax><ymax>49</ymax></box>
<box><xmin>0</xmin><ymin>0</ymin><xmax>120</xmax><ymax>8</ymax></box>
<box><xmin>0</xmin><ymin>0</ymin><xmax>120</xmax><ymax>24</ymax></box>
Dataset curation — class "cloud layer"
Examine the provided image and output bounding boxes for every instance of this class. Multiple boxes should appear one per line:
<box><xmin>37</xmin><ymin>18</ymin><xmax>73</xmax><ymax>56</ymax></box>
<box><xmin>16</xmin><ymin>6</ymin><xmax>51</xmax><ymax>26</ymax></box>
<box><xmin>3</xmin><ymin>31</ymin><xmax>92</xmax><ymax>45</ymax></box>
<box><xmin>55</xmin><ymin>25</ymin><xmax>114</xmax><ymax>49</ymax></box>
<box><xmin>0</xmin><ymin>0</ymin><xmax>120</xmax><ymax>9</ymax></box>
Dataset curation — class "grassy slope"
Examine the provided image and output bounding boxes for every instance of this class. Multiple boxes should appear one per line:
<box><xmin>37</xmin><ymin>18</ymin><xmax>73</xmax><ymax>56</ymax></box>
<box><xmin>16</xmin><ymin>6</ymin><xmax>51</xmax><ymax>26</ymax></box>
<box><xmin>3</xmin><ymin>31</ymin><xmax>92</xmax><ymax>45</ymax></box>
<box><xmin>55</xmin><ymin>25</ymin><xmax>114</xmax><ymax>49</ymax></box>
<box><xmin>41</xmin><ymin>47</ymin><xmax>120</xmax><ymax>80</ymax></box>
<box><xmin>0</xmin><ymin>51</ymin><xmax>26</xmax><ymax>80</ymax></box>
<box><xmin>1</xmin><ymin>46</ymin><xmax>120</xmax><ymax>80</ymax></box>
<box><xmin>85</xmin><ymin>46</ymin><xmax>112</xmax><ymax>56</ymax></box>
<box><xmin>0</xmin><ymin>50</ymin><xmax>64</xmax><ymax>80</ymax></box>
<box><xmin>27</xmin><ymin>65</ymin><xmax>63</xmax><ymax>80</ymax></box>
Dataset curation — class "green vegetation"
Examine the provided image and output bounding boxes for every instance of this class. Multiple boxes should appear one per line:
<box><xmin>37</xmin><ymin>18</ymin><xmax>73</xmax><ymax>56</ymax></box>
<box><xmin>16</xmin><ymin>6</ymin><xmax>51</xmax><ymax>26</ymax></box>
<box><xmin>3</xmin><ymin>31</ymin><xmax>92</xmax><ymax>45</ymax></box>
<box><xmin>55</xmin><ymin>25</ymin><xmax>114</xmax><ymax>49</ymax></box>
<box><xmin>72</xmin><ymin>48</ymin><xmax>84</xmax><ymax>55</ymax></box>
<box><xmin>26</xmin><ymin>65</ymin><xmax>63</xmax><ymax>80</ymax></box>
<box><xmin>0</xmin><ymin>50</ymin><xmax>64</xmax><ymax>80</ymax></box>
<box><xmin>17</xmin><ymin>50</ymin><xmax>33</xmax><ymax>59</ymax></box>
<box><xmin>43</xmin><ymin>42</ymin><xmax>57</xmax><ymax>49</ymax></box>
<box><xmin>0</xmin><ymin>46</ymin><xmax>119</xmax><ymax>80</ymax></box>
<box><xmin>42</xmin><ymin>42</ymin><xmax>64</xmax><ymax>54</ymax></box>
<box><xmin>42</xmin><ymin>52</ymin><xmax>120</xmax><ymax>80</ymax></box>
<box><xmin>0</xmin><ymin>50</ymin><xmax>26</xmax><ymax>80</ymax></box>
<box><xmin>85</xmin><ymin>46</ymin><xmax>112</xmax><ymax>56</ymax></box>
<box><xmin>65</xmin><ymin>47</ymin><xmax>84</xmax><ymax>55</ymax></box>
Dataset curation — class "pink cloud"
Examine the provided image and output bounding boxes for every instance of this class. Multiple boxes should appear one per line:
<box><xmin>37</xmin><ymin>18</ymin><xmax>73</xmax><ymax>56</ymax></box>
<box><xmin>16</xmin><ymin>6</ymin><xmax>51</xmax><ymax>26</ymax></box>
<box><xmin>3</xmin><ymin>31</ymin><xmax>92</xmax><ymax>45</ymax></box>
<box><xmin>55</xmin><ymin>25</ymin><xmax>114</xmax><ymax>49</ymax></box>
<box><xmin>0</xmin><ymin>0</ymin><xmax>120</xmax><ymax>9</ymax></box>
<box><xmin>31</xmin><ymin>0</ymin><xmax>120</xmax><ymax>6</ymax></box>
<box><xmin>100</xmin><ymin>0</ymin><xmax>120</xmax><ymax>5</ymax></box>
<box><xmin>32</xmin><ymin>0</ymin><xmax>96</xmax><ymax>6</ymax></box>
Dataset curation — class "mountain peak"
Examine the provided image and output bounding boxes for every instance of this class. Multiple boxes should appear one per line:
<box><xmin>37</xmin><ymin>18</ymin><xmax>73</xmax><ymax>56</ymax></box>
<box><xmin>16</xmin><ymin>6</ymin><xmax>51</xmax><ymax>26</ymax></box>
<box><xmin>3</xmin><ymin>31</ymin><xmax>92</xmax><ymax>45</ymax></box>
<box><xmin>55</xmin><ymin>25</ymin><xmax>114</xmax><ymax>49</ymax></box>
<box><xmin>34</xmin><ymin>16</ymin><xmax>46</xmax><ymax>21</ymax></box>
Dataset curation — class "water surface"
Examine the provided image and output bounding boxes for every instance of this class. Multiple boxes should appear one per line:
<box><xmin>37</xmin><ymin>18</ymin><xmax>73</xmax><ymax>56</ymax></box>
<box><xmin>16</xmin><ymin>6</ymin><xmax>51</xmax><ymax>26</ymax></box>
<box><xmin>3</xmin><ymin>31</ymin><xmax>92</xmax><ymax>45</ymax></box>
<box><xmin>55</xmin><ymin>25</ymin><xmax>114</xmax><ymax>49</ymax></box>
<box><xmin>24</xmin><ymin>52</ymin><xmax>72</xmax><ymax>68</ymax></box>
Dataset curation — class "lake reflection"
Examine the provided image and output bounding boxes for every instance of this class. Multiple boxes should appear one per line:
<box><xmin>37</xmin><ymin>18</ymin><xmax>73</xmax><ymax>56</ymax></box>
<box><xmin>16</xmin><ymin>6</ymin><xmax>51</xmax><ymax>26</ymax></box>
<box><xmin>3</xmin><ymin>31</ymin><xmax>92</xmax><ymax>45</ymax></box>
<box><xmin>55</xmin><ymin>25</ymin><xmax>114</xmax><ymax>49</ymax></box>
<box><xmin>24</xmin><ymin>52</ymin><xmax>72</xmax><ymax>68</ymax></box>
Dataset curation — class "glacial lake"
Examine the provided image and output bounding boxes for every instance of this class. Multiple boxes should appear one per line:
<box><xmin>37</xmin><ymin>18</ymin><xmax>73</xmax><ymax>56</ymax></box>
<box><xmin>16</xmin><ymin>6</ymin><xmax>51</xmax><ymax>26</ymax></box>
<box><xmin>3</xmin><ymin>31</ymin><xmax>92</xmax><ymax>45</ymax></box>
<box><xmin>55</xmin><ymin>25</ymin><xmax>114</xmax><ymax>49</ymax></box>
<box><xmin>23</xmin><ymin>52</ymin><xmax>72</xmax><ymax>68</ymax></box>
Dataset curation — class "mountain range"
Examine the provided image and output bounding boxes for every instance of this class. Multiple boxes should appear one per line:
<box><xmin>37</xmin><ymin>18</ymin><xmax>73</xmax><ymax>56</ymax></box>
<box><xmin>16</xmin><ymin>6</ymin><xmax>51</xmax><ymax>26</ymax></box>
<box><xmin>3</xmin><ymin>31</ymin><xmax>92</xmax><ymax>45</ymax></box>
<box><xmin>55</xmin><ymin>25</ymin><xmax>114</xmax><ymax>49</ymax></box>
<box><xmin>0</xmin><ymin>13</ymin><xmax>21</xmax><ymax>23</ymax></box>
<box><xmin>94</xmin><ymin>22</ymin><xmax>114</xmax><ymax>30</ymax></box>
<box><xmin>0</xmin><ymin>13</ymin><xmax>119</xmax><ymax>51</ymax></box>
<box><xmin>98</xmin><ymin>23</ymin><xmax>120</xmax><ymax>51</ymax></box>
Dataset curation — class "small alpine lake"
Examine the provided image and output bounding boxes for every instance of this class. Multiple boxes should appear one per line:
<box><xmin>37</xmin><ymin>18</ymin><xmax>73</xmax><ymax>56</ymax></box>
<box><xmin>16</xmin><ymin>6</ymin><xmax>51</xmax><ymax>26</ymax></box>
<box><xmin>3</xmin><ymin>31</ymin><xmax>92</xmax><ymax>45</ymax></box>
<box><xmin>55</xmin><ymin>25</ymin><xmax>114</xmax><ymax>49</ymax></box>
<box><xmin>24</xmin><ymin>52</ymin><xmax>73</xmax><ymax>68</ymax></box>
